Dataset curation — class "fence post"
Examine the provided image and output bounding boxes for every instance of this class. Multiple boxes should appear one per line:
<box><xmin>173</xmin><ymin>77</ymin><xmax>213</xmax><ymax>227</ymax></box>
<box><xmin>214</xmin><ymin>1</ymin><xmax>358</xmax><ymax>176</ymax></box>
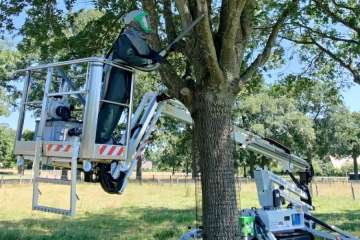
<box><xmin>0</xmin><ymin>176</ymin><xmax>3</xmax><ymax>188</ymax></box>
<box><xmin>351</xmin><ymin>182</ymin><xmax>356</xmax><ymax>200</ymax></box>
<box><xmin>315</xmin><ymin>183</ymin><xmax>319</xmax><ymax>196</ymax></box>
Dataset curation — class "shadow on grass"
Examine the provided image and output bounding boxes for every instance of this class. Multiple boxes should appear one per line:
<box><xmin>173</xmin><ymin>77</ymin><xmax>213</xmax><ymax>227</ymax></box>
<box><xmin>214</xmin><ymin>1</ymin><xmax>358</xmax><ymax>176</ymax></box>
<box><xmin>0</xmin><ymin>171</ymin><xmax>15</xmax><ymax>175</ymax></box>
<box><xmin>315</xmin><ymin>210</ymin><xmax>360</xmax><ymax>234</ymax></box>
<box><xmin>0</xmin><ymin>207</ymin><xmax>196</xmax><ymax>240</ymax></box>
<box><xmin>2</xmin><ymin>209</ymin><xmax>358</xmax><ymax>240</ymax></box>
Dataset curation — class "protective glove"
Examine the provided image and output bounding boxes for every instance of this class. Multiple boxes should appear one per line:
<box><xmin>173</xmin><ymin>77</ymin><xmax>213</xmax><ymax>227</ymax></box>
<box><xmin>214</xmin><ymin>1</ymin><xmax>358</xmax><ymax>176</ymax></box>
<box><xmin>169</xmin><ymin>42</ymin><xmax>180</xmax><ymax>52</ymax></box>
<box><xmin>151</xmin><ymin>52</ymin><xmax>166</xmax><ymax>63</ymax></box>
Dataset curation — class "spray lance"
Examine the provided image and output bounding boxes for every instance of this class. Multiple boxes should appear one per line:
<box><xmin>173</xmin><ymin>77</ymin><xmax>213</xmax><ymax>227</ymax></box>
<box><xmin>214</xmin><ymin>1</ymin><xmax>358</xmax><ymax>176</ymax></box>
<box><xmin>159</xmin><ymin>14</ymin><xmax>205</xmax><ymax>57</ymax></box>
<box><xmin>116</xmin><ymin>14</ymin><xmax>205</xmax><ymax>72</ymax></box>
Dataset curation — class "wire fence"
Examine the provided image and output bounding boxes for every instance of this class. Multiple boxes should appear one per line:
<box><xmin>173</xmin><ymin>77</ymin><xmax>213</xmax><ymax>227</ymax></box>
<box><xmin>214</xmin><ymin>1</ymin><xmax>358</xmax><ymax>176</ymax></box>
<box><xmin>1</xmin><ymin>169</ymin><xmax>360</xmax><ymax>201</ymax></box>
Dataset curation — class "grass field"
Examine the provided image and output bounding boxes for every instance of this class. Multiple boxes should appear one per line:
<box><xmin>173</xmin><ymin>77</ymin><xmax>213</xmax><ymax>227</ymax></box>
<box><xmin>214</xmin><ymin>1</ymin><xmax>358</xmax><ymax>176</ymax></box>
<box><xmin>0</xmin><ymin>182</ymin><xmax>359</xmax><ymax>240</ymax></box>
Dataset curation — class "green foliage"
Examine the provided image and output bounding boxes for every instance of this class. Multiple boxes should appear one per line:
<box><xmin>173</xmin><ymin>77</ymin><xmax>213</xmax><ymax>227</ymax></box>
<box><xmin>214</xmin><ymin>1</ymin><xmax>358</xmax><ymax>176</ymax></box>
<box><xmin>1</xmin><ymin>2</ymin><xmax>137</xmax><ymax>61</ymax></box>
<box><xmin>236</xmin><ymin>89</ymin><xmax>315</xmax><ymax>155</ymax></box>
<box><xmin>22</xmin><ymin>130</ymin><xmax>35</xmax><ymax>141</ymax></box>
<box><xmin>270</xmin><ymin>75</ymin><xmax>345</xmax><ymax>163</ymax></box>
<box><xmin>0</xmin><ymin>88</ymin><xmax>9</xmax><ymax>116</ymax></box>
<box><xmin>328</xmin><ymin>107</ymin><xmax>360</xmax><ymax>158</ymax></box>
<box><xmin>147</xmin><ymin>118</ymin><xmax>192</xmax><ymax>174</ymax></box>
<box><xmin>312</xmin><ymin>160</ymin><xmax>343</xmax><ymax>176</ymax></box>
<box><xmin>270</xmin><ymin>75</ymin><xmax>342</xmax><ymax>121</ymax></box>
<box><xmin>234</xmin><ymin>87</ymin><xmax>317</xmax><ymax>175</ymax></box>
<box><xmin>0</xmin><ymin>125</ymin><xmax>15</xmax><ymax>168</ymax></box>
<box><xmin>0</xmin><ymin>43</ymin><xmax>20</xmax><ymax>82</ymax></box>
<box><xmin>283</xmin><ymin>1</ymin><xmax>360</xmax><ymax>84</ymax></box>
<box><xmin>0</xmin><ymin>40</ymin><xmax>24</xmax><ymax>108</ymax></box>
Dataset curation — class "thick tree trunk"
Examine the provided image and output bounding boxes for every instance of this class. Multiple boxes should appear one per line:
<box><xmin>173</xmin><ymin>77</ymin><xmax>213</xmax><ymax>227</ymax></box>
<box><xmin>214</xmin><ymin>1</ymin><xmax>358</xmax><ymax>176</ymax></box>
<box><xmin>249</xmin><ymin>160</ymin><xmax>255</xmax><ymax>179</ymax></box>
<box><xmin>61</xmin><ymin>169</ymin><xmax>68</xmax><ymax>180</ymax></box>
<box><xmin>185</xmin><ymin>156</ymin><xmax>190</xmax><ymax>176</ymax></box>
<box><xmin>77</xmin><ymin>170</ymin><xmax>81</xmax><ymax>181</ymax></box>
<box><xmin>136</xmin><ymin>155</ymin><xmax>143</xmax><ymax>181</ymax></box>
<box><xmin>352</xmin><ymin>154</ymin><xmax>359</xmax><ymax>180</ymax></box>
<box><xmin>193</xmin><ymin>91</ymin><xmax>238</xmax><ymax>240</ymax></box>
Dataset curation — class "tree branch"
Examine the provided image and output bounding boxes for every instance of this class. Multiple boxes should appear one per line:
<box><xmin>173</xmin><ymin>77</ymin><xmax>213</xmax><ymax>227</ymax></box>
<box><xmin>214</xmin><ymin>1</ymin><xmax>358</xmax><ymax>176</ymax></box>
<box><xmin>185</xmin><ymin>0</ymin><xmax>223</xmax><ymax>85</ymax></box>
<box><xmin>295</xmin><ymin>21</ymin><xmax>360</xmax><ymax>45</ymax></box>
<box><xmin>280</xmin><ymin>35</ymin><xmax>313</xmax><ymax>45</ymax></box>
<box><xmin>239</xmin><ymin>0</ymin><xmax>299</xmax><ymax>84</ymax></box>
<box><xmin>235</xmin><ymin>1</ymin><xmax>255</xmax><ymax>73</ymax></box>
<box><xmin>217</xmin><ymin>0</ymin><xmax>247</xmax><ymax>75</ymax></box>
<box><xmin>284</xmin><ymin>34</ymin><xmax>360</xmax><ymax>84</ymax></box>
<box><xmin>142</xmin><ymin>0</ymin><xmax>161</xmax><ymax>50</ymax></box>
<box><xmin>310</xmin><ymin>36</ymin><xmax>360</xmax><ymax>84</ymax></box>
<box><xmin>162</xmin><ymin>0</ymin><xmax>177</xmax><ymax>43</ymax></box>
<box><xmin>175</xmin><ymin>0</ymin><xmax>193</xmax><ymax>29</ymax></box>
<box><xmin>331</xmin><ymin>0</ymin><xmax>358</xmax><ymax>14</ymax></box>
<box><xmin>158</xmin><ymin>63</ymin><xmax>194</xmax><ymax>107</ymax></box>
<box><xmin>313</xmin><ymin>0</ymin><xmax>360</xmax><ymax>35</ymax></box>
<box><xmin>142</xmin><ymin>0</ymin><xmax>192</xmax><ymax>105</ymax></box>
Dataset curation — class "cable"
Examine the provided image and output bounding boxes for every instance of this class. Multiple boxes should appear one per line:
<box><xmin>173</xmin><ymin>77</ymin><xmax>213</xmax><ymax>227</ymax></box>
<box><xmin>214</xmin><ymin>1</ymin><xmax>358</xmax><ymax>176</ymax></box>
<box><xmin>194</xmin><ymin>174</ymin><xmax>201</xmax><ymax>229</ymax></box>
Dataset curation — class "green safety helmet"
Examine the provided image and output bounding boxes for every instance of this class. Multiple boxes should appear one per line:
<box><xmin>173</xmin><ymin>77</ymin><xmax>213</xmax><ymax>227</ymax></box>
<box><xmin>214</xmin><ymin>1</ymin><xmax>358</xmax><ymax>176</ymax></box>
<box><xmin>123</xmin><ymin>10</ymin><xmax>152</xmax><ymax>33</ymax></box>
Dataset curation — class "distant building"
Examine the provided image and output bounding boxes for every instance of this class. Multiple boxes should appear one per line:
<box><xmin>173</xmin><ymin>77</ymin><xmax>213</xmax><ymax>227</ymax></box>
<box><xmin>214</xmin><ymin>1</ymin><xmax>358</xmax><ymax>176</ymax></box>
<box><xmin>330</xmin><ymin>156</ymin><xmax>360</xmax><ymax>169</ymax></box>
<box><xmin>142</xmin><ymin>160</ymin><xmax>153</xmax><ymax>170</ymax></box>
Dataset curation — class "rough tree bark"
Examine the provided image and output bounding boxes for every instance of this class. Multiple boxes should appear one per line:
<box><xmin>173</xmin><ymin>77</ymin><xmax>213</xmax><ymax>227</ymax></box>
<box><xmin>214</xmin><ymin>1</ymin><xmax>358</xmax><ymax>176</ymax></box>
<box><xmin>142</xmin><ymin>0</ymin><xmax>298</xmax><ymax>239</ymax></box>
<box><xmin>193</xmin><ymin>90</ymin><xmax>238</xmax><ymax>239</ymax></box>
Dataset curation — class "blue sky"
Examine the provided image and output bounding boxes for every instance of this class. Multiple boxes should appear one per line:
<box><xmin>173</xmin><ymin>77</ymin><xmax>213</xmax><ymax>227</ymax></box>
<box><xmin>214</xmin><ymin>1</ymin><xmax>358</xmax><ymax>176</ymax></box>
<box><xmin>0</xmin><ymin>3</ymin><xmax>359</xmax><ymax>130</ymax></box>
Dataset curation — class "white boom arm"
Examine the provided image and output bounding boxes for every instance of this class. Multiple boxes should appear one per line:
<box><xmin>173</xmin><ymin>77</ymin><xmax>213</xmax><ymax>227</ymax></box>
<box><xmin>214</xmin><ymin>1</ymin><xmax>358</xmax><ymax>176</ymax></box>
<box><xmin>159</xmin><ymin>98</ymin><xmax>310</xmax><ymax>172</ymax></box>
<box><xmin>111</xmin><ymin>93</ymin><xmax>311</xmax><ymax>193</ymax></box>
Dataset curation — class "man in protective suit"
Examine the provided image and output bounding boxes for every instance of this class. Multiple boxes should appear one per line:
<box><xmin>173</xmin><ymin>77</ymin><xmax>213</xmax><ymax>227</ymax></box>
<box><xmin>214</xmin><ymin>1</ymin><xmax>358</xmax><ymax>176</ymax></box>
<box><xmin>96</xmin><ymin>10</ymin><xmax>165</xmax><ymax>193</ymax></box>
<box><xmin>96</xmin><ymin>10</ymin><xmax>164</xmax><ymax>144</ymax></box>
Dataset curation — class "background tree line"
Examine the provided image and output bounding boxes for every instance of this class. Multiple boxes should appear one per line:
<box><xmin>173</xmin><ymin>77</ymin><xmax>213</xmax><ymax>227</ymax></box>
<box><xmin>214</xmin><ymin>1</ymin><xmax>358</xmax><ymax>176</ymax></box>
<box><xmin>0</xmin><ymin>38</ymin><xmax>359</xmax><ymax>177</ymax></box>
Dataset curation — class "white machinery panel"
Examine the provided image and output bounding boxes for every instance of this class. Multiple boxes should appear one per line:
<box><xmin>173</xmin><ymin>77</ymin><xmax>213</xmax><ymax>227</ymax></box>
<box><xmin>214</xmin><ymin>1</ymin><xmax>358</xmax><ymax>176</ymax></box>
<box><xmin>258</xmin><ymin>208</ymin><xmax>305</xmax><ymax>232</ymax></box>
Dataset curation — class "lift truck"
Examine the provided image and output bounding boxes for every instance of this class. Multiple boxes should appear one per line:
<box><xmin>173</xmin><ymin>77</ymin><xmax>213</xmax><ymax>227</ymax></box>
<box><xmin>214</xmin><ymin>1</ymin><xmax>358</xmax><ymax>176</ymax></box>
<box><xmin>14</xmin><ymin>57</ymin><xmax>358</xmax><ymax>239</ymax></box>
<box><xmin>181</xmin><ymin>128</ymin><xmax>359</xmax><ymax>240</ymax></box>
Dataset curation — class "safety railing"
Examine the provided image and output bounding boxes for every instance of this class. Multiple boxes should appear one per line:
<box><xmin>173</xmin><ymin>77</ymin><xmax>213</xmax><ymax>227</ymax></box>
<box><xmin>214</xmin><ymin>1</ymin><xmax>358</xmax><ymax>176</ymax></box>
<box><xmin>14</xmin><ymin>57</ymin><xmax>135</xmax><ymax>162</ymax></box>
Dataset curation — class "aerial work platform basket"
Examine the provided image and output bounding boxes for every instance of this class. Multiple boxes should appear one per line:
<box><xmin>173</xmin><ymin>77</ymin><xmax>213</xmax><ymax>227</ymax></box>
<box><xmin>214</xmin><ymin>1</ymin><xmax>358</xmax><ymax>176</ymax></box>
<box><xmin>14</xmin><ymin>57</ymin><xmax>135</xmax><ymax>164</ymax></box>
<box><xmin>14</xmin><ymin>57</ymin><xmax>136</xmax><ymax>216</ymax></box>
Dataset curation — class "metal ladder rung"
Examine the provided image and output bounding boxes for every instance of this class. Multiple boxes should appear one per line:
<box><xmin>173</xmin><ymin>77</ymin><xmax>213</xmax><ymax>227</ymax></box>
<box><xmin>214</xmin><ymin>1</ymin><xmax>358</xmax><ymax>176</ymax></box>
<box><xmin>25</xmin><ymin>101</ymin><xmax>42</xmax><ymax>105</ymax></box>
<box><xmin>100</xmin><ymin>99</ymin><xmax>129</xmax><ymax>107</ymax></box>
<box><xmin>35</xmin><ymin>177</ymin><xmax>71</xmax><ymax>185</ymax></box>
<box><xmin>48</xmin><ymin>90</ymin><xmax>86</xmax><ymax>97</ymax></box>
<box><xmin>33</xmin><ymin>205</ymin><xmax>71</xmax><ymax>216</ymax></box>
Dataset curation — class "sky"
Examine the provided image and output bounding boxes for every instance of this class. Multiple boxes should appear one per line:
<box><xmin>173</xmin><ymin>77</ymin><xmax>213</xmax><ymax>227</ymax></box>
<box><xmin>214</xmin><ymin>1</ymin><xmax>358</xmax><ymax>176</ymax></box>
<box><xmin>0</xmin><ymin>2</ymin><xmax>359</xmax><ymax>130</ymax></box>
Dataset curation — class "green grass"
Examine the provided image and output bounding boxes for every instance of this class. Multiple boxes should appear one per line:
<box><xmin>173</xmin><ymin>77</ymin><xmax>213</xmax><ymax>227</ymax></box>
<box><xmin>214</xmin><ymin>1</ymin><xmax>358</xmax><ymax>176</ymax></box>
<box><xmin>0</xmin><ymin>182</ymin><xmax>359</xmax><ymax>239</ymax></box>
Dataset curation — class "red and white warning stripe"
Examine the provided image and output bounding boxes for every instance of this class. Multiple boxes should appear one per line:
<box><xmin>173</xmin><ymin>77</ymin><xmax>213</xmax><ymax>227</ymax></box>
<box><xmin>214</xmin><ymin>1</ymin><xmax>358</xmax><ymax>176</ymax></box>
<box><xmin>46</xmin><ymin>144</ymin><xmax>72</xmax><ymax>153</ymax></box>
<box><xmin>98</xmin><ymin>145</ymin><xmax>125</xmax><ymax>157</ymax></box>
